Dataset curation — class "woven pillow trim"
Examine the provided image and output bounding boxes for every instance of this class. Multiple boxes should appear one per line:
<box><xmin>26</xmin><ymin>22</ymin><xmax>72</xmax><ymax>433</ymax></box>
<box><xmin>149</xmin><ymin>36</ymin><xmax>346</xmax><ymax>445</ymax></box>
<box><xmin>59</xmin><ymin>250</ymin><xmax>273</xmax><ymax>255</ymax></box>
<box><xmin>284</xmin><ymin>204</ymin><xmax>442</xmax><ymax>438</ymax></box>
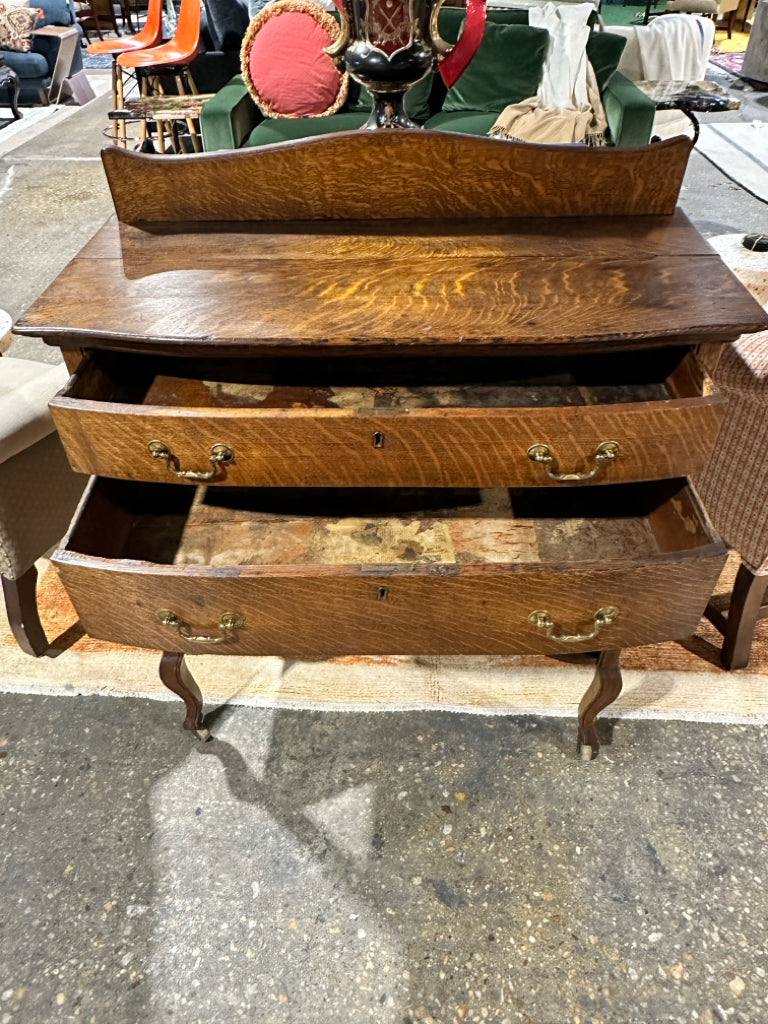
<box><xmin>240</xmin><ymin>0</ymin><xmax>349</xmax><ymax>119</ymax></box>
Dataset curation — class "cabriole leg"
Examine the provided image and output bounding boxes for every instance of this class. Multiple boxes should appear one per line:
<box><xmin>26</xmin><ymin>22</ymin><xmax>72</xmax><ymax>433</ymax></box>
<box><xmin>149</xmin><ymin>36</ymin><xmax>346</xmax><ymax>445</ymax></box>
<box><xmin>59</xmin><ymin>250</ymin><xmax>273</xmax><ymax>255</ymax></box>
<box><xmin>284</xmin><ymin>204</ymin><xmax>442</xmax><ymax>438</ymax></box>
<box><xmin>159</xmin><ymin>651</ymin><xmax>211</xmax><ymax>741</ymax></box>
<box><xmin>577</xmin><ymin>649</ymin><xmax>623</xmax><ymax>761</ymax></box>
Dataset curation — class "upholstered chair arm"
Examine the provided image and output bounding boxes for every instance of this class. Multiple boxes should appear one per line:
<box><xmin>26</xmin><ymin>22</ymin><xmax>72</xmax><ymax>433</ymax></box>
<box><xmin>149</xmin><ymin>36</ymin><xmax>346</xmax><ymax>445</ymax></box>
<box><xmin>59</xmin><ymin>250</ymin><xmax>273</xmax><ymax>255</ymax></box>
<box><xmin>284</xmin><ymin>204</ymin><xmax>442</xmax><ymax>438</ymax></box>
<box><xmin>601</xmin><ymin>70</ymin><xmax>656</xmax><ymax>147</ymax></box>
<box><xmin>200</xmin><ymin>74</ymin><xmax>263</xmax><ymax>151</ymax></box>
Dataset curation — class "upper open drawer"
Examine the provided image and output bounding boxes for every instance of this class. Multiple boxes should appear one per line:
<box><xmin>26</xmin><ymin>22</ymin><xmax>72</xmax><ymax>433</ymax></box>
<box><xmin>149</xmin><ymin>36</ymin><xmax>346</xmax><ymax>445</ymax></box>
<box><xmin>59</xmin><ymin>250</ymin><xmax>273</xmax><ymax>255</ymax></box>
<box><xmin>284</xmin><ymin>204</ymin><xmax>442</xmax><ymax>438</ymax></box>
<box><xmin>50</xmin><ymin>348</ymin><xmax>724</xmax><ymax>488</ymax></box>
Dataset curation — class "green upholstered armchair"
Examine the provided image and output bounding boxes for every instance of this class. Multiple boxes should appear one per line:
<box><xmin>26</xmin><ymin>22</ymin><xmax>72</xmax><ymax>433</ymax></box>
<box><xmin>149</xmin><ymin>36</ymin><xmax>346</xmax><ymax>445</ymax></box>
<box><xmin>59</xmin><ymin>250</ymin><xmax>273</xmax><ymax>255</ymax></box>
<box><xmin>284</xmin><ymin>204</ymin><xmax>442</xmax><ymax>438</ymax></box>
<box><xmin>200</xmin><ymin>9</ymin><xmax>656</xmax><ymax>151</ymax></box>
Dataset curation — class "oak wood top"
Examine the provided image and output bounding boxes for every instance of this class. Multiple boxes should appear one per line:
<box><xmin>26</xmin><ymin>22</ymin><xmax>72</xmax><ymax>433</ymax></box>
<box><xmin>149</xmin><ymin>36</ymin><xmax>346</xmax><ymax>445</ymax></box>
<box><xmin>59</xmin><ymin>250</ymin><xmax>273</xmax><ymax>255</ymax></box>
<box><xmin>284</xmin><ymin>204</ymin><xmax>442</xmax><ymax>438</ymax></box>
<box><xmin>100</xmin><ymin>131</ymin><xmax>694</xmax><ymax>223</ymax></box>
<box><xmin>16</xmin><ymin>210</ymin><xmax>768</xmax><ymax>356</ymax></box>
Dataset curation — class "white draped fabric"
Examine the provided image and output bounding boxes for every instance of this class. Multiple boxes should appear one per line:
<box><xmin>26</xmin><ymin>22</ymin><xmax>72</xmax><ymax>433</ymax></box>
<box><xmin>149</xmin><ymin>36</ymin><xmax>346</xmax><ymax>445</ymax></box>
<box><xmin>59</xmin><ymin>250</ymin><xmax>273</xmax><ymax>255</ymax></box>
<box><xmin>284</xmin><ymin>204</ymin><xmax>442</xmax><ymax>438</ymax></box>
<box><xmin>489</xmin><ymin>2</ymin><xmax>607</xmax><ymax>145</ymax></box>
<box><xmin>634</xmin><ymin>14</ymin><xmax>716</xmax><ymax>81</ymax></box>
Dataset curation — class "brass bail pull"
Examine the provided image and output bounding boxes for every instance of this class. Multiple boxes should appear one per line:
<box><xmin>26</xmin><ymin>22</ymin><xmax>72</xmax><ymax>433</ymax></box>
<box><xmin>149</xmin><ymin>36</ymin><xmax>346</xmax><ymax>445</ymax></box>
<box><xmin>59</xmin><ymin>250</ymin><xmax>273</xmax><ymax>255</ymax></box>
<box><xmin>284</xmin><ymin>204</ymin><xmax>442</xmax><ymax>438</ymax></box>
<box><xmin>527</xmin><ymin>441</ymin><xmax>620</xmax><ymax>482</ymax></box>
<box><xmin>148</xmin><ymin>440</ymin><xmax>235</xmax><ymax>481</ymax></box>
<box><xmin>528</xmin><ymin>606</ymin><xmax>619</xmax><ymax>644</ymax></box>
<box><xmin>156</xmin><ymin>610</ymin><xmax>245</xmax><ymax>644</ymax></box>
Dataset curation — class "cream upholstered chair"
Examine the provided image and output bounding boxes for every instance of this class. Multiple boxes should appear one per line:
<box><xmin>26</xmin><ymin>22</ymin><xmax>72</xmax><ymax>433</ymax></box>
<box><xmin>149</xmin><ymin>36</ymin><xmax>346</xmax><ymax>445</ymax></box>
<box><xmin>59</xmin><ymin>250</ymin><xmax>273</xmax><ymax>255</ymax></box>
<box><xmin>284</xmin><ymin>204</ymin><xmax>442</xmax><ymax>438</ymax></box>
<box><xmin>695</xmin><ymin>236</ymin><xmax>768</xmax><ymax>670</ymax></box>
<box><xmin>0</xmin><ymin>356</ymin><xmax>85</xmax><ymax>656</ymax></box>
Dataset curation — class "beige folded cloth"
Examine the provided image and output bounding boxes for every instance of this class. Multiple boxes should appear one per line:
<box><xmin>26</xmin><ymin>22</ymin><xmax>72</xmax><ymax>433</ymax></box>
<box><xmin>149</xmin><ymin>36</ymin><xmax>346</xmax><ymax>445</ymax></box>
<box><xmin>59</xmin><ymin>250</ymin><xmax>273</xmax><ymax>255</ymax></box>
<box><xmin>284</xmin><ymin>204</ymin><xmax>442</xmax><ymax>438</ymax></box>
<box><xmin>488</xmin><ymin>60</ymin><xmax>608</xmax><ymax>145</ymax></box>
<box><xmin>488</xmin><ymin>97</ymin><xmax>594</xmax><ymax>144</ymax></box>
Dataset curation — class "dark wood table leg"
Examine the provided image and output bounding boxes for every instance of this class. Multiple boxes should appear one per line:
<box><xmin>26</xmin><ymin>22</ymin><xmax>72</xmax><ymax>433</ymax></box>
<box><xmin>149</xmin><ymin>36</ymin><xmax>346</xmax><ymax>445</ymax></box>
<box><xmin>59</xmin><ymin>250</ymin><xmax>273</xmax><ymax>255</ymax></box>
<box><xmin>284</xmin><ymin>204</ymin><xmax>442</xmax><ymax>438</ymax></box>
<box><xmin>0</xmin><ymin>61</ymin><xmax>22</xmax><ymax>121</ymax></box>
<box><xmin>577</xmin><ymin>649</ymin><xmax>623</xmax><ymax>761</ymax></box>
<box><xmin>159</xmin><ymin>652</ymin><xmax>211</xmax><ymax>741</ymax></box>
<box><xmin>2</xmin><ymin>566</ymin><xmax>49</xmax><ymax>657</ymax></box>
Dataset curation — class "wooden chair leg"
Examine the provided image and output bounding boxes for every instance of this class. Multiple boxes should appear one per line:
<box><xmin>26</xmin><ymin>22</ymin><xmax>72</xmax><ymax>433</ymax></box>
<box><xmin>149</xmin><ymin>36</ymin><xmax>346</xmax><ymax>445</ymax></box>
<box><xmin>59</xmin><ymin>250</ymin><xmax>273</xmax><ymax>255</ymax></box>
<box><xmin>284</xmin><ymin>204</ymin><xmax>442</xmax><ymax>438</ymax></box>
<box><xmin>706</xmin><ymin>563</ymin><xmax>768</xmax><ymax>670</ymax></box>
<box><xmin>2</xmin><ymin>565</ymin><xmax>49</xmax><ymax>657</ymax></box>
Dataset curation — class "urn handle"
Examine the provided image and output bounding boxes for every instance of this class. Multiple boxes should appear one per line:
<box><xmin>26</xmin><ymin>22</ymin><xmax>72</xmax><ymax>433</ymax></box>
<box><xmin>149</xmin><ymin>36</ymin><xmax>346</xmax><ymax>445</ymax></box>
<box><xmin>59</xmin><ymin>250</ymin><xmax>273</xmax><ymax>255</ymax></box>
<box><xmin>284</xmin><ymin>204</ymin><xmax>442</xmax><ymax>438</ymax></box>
<box><xmin>325</xmin><ymin>0</ymin><xmax>351</xmax><ymax>59</ymax></box>
<box><xmin>436</xmin><ymin>0</ymin><xmax>487</xmax><ymax>88</ymax></box>
<box><xmin>429</xmin><ymin>0</ymin><xmax>454</xmax><ymax>56</ymax></box>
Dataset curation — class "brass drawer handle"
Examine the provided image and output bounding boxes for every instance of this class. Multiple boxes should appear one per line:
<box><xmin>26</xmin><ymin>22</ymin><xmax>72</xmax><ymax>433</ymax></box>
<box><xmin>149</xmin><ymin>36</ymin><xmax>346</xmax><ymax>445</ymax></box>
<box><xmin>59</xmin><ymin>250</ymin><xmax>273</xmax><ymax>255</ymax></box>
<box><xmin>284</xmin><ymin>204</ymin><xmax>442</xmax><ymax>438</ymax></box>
<box><xmin>156</xmin><ymin>609</ymin><xmax>245</xmax><ymax>644</ymax></box>
<box><xmin>148</xmin><ymin>440</ymin><xmax>235</xmax><ymax>481</ymax></box>
<box><xmin>527</xmin><ymin>441</ymin><xmax>620</xmax><ymax>482</ymax></box>
<box><xmin>528</xmin><ymin>606</ymin><xmax>619</xmax><ymax>643</ymax></box>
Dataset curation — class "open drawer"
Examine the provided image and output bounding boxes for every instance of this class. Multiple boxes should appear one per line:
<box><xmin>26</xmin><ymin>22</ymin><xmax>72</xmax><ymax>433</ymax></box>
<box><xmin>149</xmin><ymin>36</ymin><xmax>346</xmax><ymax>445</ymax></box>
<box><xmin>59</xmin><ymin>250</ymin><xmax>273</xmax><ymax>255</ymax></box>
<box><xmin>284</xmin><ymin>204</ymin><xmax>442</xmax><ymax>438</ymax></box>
<box><xmin>50</xmin><ymin>348</ymin><xmax>724</xmax><ymax>488</ymax></box>
<box><xmin>53</xmin><ymin>477</ymin><xmax>727</xmax><ymax>658</ymax></box>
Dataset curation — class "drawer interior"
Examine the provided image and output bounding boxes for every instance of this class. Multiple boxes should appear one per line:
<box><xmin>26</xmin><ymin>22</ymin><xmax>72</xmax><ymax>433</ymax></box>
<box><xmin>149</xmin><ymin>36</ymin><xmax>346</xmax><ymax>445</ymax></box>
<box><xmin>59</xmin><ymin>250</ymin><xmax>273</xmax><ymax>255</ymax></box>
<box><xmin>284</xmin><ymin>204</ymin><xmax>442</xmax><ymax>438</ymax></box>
<box><xmin>65</xmin><ymin>479</ymin><xmax>718</xmax><ymax>568</ymax></box>
<box><xmin>68</xmin><ymin>348</ymin><xmax>710</xmax><ymax>411</ymax></box>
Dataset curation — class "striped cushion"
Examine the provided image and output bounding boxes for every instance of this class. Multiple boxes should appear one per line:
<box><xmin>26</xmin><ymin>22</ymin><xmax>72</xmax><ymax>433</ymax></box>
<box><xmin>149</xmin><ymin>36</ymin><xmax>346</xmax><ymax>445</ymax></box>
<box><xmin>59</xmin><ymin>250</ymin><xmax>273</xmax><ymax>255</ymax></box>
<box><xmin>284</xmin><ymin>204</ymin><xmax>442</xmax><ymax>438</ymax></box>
<box><xmin>695</xmin><ymin>235</ymin><xmax>768</xmax><ymax>575</ymax></box>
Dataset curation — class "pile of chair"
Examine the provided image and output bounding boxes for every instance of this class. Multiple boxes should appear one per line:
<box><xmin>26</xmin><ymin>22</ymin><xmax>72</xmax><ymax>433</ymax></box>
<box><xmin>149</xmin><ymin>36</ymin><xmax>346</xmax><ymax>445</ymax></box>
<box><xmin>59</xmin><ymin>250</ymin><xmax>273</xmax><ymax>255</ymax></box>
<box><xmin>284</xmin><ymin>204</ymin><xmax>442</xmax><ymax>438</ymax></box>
<box><xmin>89</xmin><ymin>0</ymin><xmax>204</xmax><ymax>151</ymax></box>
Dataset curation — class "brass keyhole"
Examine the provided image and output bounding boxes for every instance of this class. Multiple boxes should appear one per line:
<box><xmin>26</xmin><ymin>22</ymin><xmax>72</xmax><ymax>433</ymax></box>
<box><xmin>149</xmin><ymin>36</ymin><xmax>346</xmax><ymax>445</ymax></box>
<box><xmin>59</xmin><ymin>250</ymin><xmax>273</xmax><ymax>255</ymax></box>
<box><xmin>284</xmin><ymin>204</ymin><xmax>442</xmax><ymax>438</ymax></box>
<box><xmin>377</xmin><ymin>586</ymin><xmax>389</xmax><ymax>601</ymax></box>
<box><xmin>372</xmin><ymin>432</ymin><xmax>386</xmax><ymax>448</ymax></box>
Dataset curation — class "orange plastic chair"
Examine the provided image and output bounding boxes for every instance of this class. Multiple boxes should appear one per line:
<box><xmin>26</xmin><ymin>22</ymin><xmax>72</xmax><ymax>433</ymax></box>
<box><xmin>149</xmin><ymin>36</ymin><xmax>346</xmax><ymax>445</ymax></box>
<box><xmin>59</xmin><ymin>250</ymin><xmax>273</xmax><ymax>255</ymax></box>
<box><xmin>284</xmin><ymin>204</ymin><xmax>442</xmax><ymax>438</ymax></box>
<box><xmin>117</xmin><ymin>0</ymin><xmax>202</xmax><ymax>87</ymax></box>
<box><xmin>116</xmin><ymin>0</ymin><xmax>203</xmax><ymax>152</ymax></box>
<box><xmin>88</xmin><ymin>0</ymin><xmax>164</xmax><ymax>142</ymax></box>
<box><xmin>87</xmin><ymin>0</ymin><xmax>164</xmax><ymax>57</ymax></box>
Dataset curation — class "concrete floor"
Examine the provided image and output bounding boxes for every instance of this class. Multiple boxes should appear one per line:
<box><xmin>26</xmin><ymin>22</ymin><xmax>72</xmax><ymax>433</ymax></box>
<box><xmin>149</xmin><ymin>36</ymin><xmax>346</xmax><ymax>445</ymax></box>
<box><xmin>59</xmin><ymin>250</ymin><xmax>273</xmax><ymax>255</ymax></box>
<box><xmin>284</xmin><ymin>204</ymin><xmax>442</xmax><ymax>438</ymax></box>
<box><xmin>1</xmin><ymin>64</ymin><xmax>768</xmax><ymax>1024</ymax></box>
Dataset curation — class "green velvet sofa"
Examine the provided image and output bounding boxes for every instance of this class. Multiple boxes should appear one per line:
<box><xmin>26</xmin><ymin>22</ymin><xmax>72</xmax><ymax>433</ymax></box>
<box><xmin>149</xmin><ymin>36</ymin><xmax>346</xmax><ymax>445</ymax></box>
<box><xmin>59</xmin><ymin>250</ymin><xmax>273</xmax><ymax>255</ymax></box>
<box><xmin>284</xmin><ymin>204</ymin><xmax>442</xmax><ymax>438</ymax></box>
<box><xmin>200</xmin><ymin>7</ymin><xmax>657</xmax><ymax>152</ymax></box>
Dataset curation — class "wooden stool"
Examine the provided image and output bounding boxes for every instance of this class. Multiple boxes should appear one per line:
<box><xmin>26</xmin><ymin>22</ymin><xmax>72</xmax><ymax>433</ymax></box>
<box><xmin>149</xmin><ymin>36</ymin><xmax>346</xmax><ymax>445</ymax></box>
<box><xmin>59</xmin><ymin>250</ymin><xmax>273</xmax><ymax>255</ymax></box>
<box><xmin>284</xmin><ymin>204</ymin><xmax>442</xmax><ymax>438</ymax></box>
<box><xmin>117</xmin><ymin>0</ymin><xmax>202</xmax><ymax>149</ymax></box>
<box><xmin>87</xmin><ymin>0</ymin><xmax>164</xmax><ymax>145</ymax></box>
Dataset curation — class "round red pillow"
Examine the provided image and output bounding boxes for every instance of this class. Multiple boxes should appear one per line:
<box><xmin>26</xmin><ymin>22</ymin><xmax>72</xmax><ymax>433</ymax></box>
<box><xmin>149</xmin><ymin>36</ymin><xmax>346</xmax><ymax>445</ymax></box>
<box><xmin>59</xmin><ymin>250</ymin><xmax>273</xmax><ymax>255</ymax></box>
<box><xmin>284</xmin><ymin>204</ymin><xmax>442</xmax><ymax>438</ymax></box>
<box><xmin>240</xmin><ymin>0</ymin><xmax>349</xmax><ymax>118</ymax></box>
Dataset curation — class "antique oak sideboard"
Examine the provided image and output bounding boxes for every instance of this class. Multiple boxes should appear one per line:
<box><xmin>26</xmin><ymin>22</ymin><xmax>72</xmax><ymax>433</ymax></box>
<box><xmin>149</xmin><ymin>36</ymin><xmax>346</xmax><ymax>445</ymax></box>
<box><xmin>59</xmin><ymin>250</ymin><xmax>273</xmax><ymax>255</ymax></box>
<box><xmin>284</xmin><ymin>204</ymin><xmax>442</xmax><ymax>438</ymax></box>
<box><xmin>14</xmin><ymin>131</ymin><xmax>768</xmax><ymax>758</ymax></box>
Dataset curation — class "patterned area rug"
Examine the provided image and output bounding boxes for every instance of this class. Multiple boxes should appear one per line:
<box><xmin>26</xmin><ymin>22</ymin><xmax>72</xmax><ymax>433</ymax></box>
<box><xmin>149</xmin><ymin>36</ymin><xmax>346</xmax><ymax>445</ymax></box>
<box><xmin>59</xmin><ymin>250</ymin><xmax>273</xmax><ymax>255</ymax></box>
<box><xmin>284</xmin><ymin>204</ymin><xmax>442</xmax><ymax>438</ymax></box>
<box><xmin>709</xmin><ymin>50</ymin><xmax>747</xmax><ymax>76</ymax></box>
<box><xmin>1</xmin><ymin>552</ymin><xmax>768</xmax><ymax>721</ymax></box>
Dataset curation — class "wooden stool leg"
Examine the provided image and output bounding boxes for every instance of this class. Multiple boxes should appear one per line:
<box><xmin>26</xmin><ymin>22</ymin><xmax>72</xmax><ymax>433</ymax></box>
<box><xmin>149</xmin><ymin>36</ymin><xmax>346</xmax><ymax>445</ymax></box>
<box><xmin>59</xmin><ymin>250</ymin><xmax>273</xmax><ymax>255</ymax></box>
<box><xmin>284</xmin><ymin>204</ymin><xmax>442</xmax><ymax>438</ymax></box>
<box><xmin>184</xmin><ymin>67</ymin><xmax>199</xmax><ymax>95</ymax></box>
<box><xmin>116</xmin><ymin>62</ymin><xmax>128</xmax><ymax>147</ymax></box>
<box><xmin>720</xmin><ymin>563</ymin><xmax>768</xmax><ymax>671</ymax></box>
<box><xmin>174</xmin><ymin>73</ymin><xmax>202</xmax><ymax>152</ymax></box>
<box><xmin>110</xmin><ymin>58</ymin><xmax>119</xmax><ymax>143</ymax></box>
<box><xmin>2</xmin><ymin>566</ymin><xmax>49</xmax><ymax>657</ymax></box>
<box><xmin>159</xmin><ymin>652</ymin><xmax>211</xmax><ymax>740</ymax></box>
<box><xmin>577</xmin><ymin>649</ymin><xmax>623</xmax><ymax>761</ymax></box>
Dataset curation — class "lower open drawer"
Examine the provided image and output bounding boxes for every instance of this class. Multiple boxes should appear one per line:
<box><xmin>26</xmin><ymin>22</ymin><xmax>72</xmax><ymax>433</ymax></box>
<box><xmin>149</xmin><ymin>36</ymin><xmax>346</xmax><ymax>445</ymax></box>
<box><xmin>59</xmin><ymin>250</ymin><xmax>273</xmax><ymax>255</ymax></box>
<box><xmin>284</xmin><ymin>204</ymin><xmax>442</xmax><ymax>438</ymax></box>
<box><xmin>53</xmin><ymin>478</ymin><xmax>727</xmax><ymax>657</ymax></box>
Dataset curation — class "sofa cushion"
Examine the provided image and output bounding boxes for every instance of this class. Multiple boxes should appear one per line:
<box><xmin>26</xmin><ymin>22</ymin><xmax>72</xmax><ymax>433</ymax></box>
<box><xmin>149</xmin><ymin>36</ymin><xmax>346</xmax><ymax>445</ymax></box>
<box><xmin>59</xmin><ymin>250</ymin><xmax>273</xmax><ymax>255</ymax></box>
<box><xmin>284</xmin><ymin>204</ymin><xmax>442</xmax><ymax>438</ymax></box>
<box><xmin>585</xmin><ymin>30</ymin><xmax>626</xmax><ymax>93</ymax></box>
<box><xmin>241</xmin><ymin>0</ymin><xmax>348</xmax><ymax>117</ymax></box>
<box><xmin>36</xmin><ymin>0</ymin><xmax>76</xmax><ymax>27</ymax></box>
<box><xmin>245</xmin><ymin>110</ymin><xmax>368</xmax><ymax>146</ymax></box>
<box><xmin>1</xmin><ymin>48</ymin><xmax>49</xmax><ymax>77</ymax></box>
<box><xmin>346</xmin><ymin>73</ymin><xmax>434</xmax><ymax>123</ymax></box>
<box><xmin>0</xmin><ymin>1</ymin><xmax>39</xmax><ymax>52</ymax></box>
<box><xmin>438</xmin><ymin>4</ymin><xmax>527</xmax><ymax>43</ymax></box>
<box><xmin>424</xmin><ymin>110</ymin><xmax>499</xmax><ymax>135</ymax></box>
<box><xmin>442</xmin><ymin>23</ymin><xmax>549</xmax><ymax>113</ymax></box>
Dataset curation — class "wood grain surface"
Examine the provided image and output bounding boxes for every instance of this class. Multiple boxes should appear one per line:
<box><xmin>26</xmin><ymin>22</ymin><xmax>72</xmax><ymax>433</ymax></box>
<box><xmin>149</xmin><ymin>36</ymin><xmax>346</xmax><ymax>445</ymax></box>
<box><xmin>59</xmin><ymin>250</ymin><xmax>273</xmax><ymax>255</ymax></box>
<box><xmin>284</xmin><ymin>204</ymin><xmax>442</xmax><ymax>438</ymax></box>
<box><xmin>53</xmin><ymin>478</ymin><xmax>726</xmax><ymax>657</ymax></box>
<box><xmin>15</xmin><ymin>211</ymin><xmax>768</xmax><ymax>356</ymax></box>
<box><xmin>99</xmin><ymin>131</ymin><xmax>694</xmax><ymax>223</ymax></box>
<box><xmin>51</xmin><ymin>357</ymin><xmax>725</xmax><ymax>487</ymax></box>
